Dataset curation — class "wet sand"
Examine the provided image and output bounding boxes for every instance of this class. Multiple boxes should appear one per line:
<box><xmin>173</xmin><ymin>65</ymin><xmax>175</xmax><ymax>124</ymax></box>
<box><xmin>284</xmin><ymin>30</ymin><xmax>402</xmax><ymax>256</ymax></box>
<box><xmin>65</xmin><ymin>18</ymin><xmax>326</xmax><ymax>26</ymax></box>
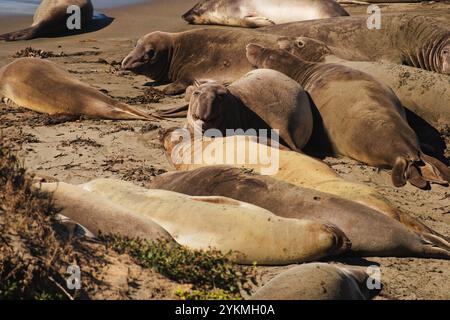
<box><xmin>0</xmin><ymin>0</ymin><xmax>449</xmax><ymax>300</ymax></box>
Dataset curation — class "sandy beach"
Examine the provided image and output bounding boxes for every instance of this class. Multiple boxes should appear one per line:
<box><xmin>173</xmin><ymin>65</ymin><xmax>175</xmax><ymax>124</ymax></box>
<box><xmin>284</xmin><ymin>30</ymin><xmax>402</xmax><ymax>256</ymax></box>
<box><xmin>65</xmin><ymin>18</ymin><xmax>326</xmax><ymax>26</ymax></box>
<box><xmin>1</xmin><ymin>0</ymin><xmax>450</xmax><ymax>300</ymax></box>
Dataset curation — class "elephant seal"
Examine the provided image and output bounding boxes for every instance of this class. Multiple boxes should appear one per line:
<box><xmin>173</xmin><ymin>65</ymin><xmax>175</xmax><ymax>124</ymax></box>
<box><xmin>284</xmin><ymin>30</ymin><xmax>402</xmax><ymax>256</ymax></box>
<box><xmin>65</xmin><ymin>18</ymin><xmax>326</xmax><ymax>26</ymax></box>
<box><xmin>258</xmin><ymin>14</ymin><xmax>450</xmax><ymax>75</ymax></box>
<box><xmin>38</xmin><ymin>182</ymin><xmax>172</xmax><ymax>242</ymax></box>
<box><xmin>121</xmin><ymin>29</ymin><xmax>280</xmax><ymax>95</ymax></box>
<box><xmin>246</xmin><ymin>43</ymin><xmax>450</xmax><ymax>189</ymax></box>
<box><xmin>81</xmin><ymin>179</ymin><xmax>349</xmax><ymax>265</ymax></box>
<box><xmin>250</xmin><ymin>263</ymin><xmax>372</xmax><ymax>300</ymax></box>
<box><xmin>148</xmin><ymin>165</ymin><xmax>450</xmax><ymax>260</ymax></box>
<box><xmin>182</xmin><ymin>0</ymin><xmax>349</xmax><ymax>28</ymax></box>
<box><xmin>279</xmin><ymin>36</ymin><xmax>450</xmax><ymax>131</ymax></box>
<box><xmin>0</xmin><ymin>0</ymin><xmax>94</xmax><ymax>41</ymax></box>
<box><xmin>159</xmin><ymin>131</ymin><xmax>450</xmax><ymax>249</ymax></box>
<box><xmin>186</xmin><ymin>69</ymin><xmax>313</xmax><ymax>151</ymax></box>
<box><xmin>0</xmin><ymin>58</ymin><xmax>157</xmax><ymax>121</ymax></box>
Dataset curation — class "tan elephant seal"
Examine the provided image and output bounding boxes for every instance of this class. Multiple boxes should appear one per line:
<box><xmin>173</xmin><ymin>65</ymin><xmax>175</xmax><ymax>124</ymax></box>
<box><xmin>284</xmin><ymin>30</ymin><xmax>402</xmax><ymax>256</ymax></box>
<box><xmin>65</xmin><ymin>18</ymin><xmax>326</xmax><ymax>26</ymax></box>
<box><xmin>185</xmin><ymin>69</ymin><xmax>313</xmax><ymax>151</ymax></box>
<box><xmin>182</xmin><ymin>0</ymin><xmax>349</xmax><ymax>28</ymax></box>
<box><xmin>246</xmin><ymin>43</ymin><xmax>450</xmax><ymax>189</ymax></box>
<box><xmin>0</xmin><ymin>58</ymin><xmax>158</xmax><ymax>121</ymax></box>
<box><xmin>279</xmin><ymin>36</ymin><xmax>450</xmax><ymax>131</ymax></box>
<box><xmin>0</xmin><ymin>0</ymin><xmax>94</xmax><ymax>41</ymax></box>
<box><xmin>81</xmin><ymin>178</ymin><xmax>350</xmax><ymax>265</ymax></box>
<box><xmin>38</xmin><ymin>182</ymin><xmax>172</xmax><ymax>242</ymax></box>
<box><xmin>250</xmin><ymin>263</ymin><xmax>372</xmax><ymax>300</ymax></box>
<box><xmin>121</xmin><ymin>29</ymin><xmax>281</xmax><ymax>95</ymax></box>
<box><xmin>149</xmin><ymin>165</ymin><xmax>450</xmax><ymax>260</ymax></box>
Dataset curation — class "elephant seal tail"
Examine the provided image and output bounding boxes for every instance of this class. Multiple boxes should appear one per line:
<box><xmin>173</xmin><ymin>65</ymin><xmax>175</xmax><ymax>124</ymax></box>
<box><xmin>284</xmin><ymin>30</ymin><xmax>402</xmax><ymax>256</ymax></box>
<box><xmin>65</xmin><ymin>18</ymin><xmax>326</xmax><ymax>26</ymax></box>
<box><xmin>0</xmin><ymin>26</ymin><xmax>40</xmax><ymax>41</ymax></box>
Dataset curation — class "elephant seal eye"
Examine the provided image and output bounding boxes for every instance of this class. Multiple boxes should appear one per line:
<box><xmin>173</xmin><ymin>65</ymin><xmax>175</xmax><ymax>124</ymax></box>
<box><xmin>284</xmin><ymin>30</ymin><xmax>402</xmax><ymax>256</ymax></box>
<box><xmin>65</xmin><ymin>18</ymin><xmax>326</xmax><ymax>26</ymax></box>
<box><xmin>148</xmin><ymin>49</ymin><xmax>157</xmax><ymax>59</ymax></box>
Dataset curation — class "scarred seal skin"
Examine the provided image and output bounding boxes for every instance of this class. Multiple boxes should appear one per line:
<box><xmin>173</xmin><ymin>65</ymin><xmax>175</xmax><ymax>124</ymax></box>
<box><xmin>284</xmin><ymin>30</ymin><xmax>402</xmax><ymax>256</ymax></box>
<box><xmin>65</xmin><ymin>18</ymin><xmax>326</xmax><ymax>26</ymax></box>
<box><xmin>182</xmin><ymin>0</ymin><xmax>349</xmax><ymax>28</ymax></box>
<box><xmin>257</xmin><ymin>13</ymin><xmax>450</xmax><ymax>75</ymax></box>
<box><xmin>0</xmin><ymin>0</ymin><xmax>94</xmax><ymax>41</ymax></box>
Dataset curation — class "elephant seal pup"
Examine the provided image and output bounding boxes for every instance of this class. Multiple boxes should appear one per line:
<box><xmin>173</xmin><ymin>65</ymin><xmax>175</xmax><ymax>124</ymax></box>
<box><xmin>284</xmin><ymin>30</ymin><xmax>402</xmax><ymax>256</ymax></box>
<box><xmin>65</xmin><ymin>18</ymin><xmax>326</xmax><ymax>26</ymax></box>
<box><xmin>279</xmin><ymin>36</ymin><xmax>450</xmax><ymax>131</ymax></box>
<box><xmin>0</xmin><ymin>0</ymin><xmax>94</xmax><ymax>41</ymax></box>
<box><xmin>250</xmin><ymin>263</ymin><xmax>371</xmax><ymax>300</ymax></box>
<box><xmin>246</xmin><ymin>43</ymin><xmax>450</xmax><ymax>189</ymax></box>
<box><xmin>0</xmin><ymin>58</ymin><xmax>156</xmax><ymax>121</ymax></box>
<box><xmin>186</xmin><ymin>69</ymin><xmax>313</xmax><ymax>151</ymax></box>
<box><xmin>149</xmin><ymin>165</ymin><xmax>450</xmax><ymax>259</ymax></box>
<box><xmin>258</xmin><ymin>14</ymin><xmax>450</xmax><ymax>75</ymax></box>
<box><xmin>182</xmin><ymin>0</ymin><xmax>349</xmax><ymax>28</ymax></box>
<box><xmin>82</xmin><ymin>179</ymin><xmax>349</xmax><ymax>265</ymax></box>
<box><xmin>121</xmin><ymin>29</ymin><xmax>280</xmax><ymax>95</ymax></box>
<box><xmin>38</xmin><ymin>182</ymin><xmax>172</xmax><ymax>242</ymax></box>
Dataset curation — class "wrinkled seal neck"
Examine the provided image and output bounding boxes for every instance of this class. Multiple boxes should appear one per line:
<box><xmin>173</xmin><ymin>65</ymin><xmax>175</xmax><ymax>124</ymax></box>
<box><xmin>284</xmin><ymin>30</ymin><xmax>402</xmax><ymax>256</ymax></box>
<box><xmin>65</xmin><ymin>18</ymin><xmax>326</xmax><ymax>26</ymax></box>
<box><xmin>397</xmin><ymin>16</ymin><xmax>449</xmax><ymax>73</ymax></box>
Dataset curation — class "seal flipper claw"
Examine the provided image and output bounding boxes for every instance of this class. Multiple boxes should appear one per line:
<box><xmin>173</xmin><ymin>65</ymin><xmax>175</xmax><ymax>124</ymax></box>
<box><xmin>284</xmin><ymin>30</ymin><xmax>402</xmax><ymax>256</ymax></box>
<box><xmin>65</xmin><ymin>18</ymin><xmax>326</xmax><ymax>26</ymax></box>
<box><xmin>243</xmin><ymin>15</ymin><xmax>276</xmax><ymax>28</ymax></box>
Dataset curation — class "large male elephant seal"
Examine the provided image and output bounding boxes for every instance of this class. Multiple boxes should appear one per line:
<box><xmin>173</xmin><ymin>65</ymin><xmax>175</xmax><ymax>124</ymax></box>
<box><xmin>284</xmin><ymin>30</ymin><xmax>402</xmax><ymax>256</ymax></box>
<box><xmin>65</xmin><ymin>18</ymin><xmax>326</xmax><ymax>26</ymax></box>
<box><xmin>246</xmin><ymin>43</ymin><xmax>450</xmax><ymax>189</ymax></box>
<box><xmin>121</xmin><ymin>29</ymin><xmax>280</xmax><ymax>95</ymax></box>
<box><xmin>159</xmin><ymin>131</ymin><xmax>450</xmax><ymax>248</ymax></box>
<box><xmin>250</xmin><ymin>263</ymin><xmax>371</xmax><ymax>300</ymax></box>
<box><xmin>38</xmin><ymin>182</ymin><xmax>172</xmax><ymax>242</ymax></box>
<box><xmin>182</xmin><ymin>0</ymin><xmax>349</xmax><ymax>28</ymax></box>
<box><xmin>0</xmin><ymin>58</ymin><xmax>156</xmax><ymax>121</ymax></box>
<box><xmin>258</xmin><ymin>14</ymin><xmax>450</xmax><ymax>75</ymax></box>
<box><xmin>81</xmin><ymin>179</ymin><xmax>349</xmax><ymax>265</ymax></box>
<box><xmin>185</xmin><ymin>69</ymin><xmax>313</xmax><ymax>151</ymax></box>
<box><xmin>149</xmin><ymin>166</ymin><xmax>450</xmax><ymax>259</ymax></box>
<box><xmin>279</xmin><ymin>36</ymin><xmax>450</xmax><ymax>131</ymax></box>
<box><xmin>0</xmin><ymin>0</ymin><xmax>94</xmax><ymax>41</ymax></box>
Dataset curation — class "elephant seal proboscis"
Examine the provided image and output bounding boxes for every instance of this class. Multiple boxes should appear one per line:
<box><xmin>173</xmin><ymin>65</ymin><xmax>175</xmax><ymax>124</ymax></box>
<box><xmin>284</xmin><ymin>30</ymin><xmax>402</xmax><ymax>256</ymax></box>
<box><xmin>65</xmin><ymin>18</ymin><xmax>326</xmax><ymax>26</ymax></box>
<box><xmin>258</xmin><ymin>13</ymin><xmax>450</xmax><ymax>75</ymax></box>
<box><xmin>148</xmin><ymin>165</ymin><xmax>450</xmax><ymax>260</ymax></box>
<box><xmin>0</xmin><ymin>58</ymin><xmax>158</xmax><ymax>121</ymax></box>
<box><xmin>159</xmin><ymin>130</ymin><xmax>450</xmax><ymax>249</ymax></box>
<box><xmin>81</xmin><ymin>178</ymin><xmax>350</xmax><ymax>265</ymax></box>
<box><xmin>185</xmin><ymin>69</ymin><xmax>313</xmax><ymax>151</ymax></box>
<box><xmin>0</xmin><ymin>0</ymin><xmax>94</xmax><ymax>41</ymax></box>
<box><xmin>278</xmin><ymin>36</ymin><xmax>450</xmax><ymax>132</ymax></box>
<box><xmin>246</xmin><ymin>43</ymin><xmax>450</xmax><ymax>189</ymax></box>
<box><xmin>182</xmin><ymin>0</ymin><xmax>349</xmax><ymax>28</ymax></box>
<box><xmin>38</xmin><ymin>182</ymin><xmax>172</xmax><ymax>242</ymax></box>
<box><xmin>250</xmin><ymin>263</ymin><xmax>372</xmax><ymax>300</ymax></box>
<box><xmin>121</xmin><ymin>29</ymin><xmax>281</xmax><ymax>95</ymax></box>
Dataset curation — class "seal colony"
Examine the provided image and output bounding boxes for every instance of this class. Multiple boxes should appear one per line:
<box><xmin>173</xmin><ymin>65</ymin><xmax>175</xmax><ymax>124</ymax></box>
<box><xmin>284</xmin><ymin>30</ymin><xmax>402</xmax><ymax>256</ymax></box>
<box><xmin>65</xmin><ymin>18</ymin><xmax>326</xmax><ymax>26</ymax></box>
<box><xmin>182</xmin><ymin>0</ymin><xmax>349</xmax><ymax>28</ymax></box>
<box><xmin>2</xmin><ymin>1</ymin><xmax>450</xmax><ymax>300</ymax></box>
<box><xmin>0</xmin><ymin>0</ymin><xmax>94</xmax><ymax>41</ymax></box>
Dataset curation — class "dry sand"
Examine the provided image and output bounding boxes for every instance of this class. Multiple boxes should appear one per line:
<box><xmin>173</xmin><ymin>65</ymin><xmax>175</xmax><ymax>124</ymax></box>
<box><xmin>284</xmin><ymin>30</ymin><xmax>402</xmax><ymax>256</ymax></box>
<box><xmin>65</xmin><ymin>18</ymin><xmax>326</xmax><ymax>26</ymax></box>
<box><xmin>1</xmin><ymin>0</ymin><xmax>449</xmax><ymax>300</ymax></box>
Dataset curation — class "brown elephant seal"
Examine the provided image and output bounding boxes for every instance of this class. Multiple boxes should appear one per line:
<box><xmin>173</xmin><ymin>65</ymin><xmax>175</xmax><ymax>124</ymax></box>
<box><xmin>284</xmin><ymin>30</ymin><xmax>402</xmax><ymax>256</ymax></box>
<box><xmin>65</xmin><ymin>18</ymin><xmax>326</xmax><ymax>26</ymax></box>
<box><xmin>148</xmin><ymin>166</ymin><xmax>450</xmax><ymax>259</ymax></box>
<box><xmin>121</xmin><ymin>29</ymin><xmax>280</xmax><ymax>95</ymax></box>
<box><xmin>186</xmin><ymin>69</ymin><xmax>313</xmax><ymax>151</ymax></box>
<box><xmin>246</xmin><ymin>43</ymin><xmax>450</xmax><ymax>189</ymax></box>
<box><xmin>38</xmin><ymin>182</ymin><xmax>172</xmax><ymax>242</ymax></box>
<box><xmin>250</xmin><ymin>263</ymin><xmax>372</xmax><ymax>300</ymax></box>
<box><xmin>182</xmin><ymin>0</ymin><xmax>349</xmax><ymax>28</ymax></box>
<box><xmin>81</xmin><ymin>178</ymin><xmax>350</xmax><ymax>265</ymax></box>
<box><xmin>279</xmin><ymin>36</ymin><xmax>450</xmax><ymax>131</ymax></box>
<box><xmin>258</xmin><ymin>14</ymin><xmax>450</xmax><ymax>75</ymax></box>
<box><xmin>0</xmin><ymin>0</ymin><xmax>94</xmax><ymax>41</ymax></box>
<box><xmin>0</xmin><ymin>58</ymin><xmax>157</xmax><ymax>121</ymax></box>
